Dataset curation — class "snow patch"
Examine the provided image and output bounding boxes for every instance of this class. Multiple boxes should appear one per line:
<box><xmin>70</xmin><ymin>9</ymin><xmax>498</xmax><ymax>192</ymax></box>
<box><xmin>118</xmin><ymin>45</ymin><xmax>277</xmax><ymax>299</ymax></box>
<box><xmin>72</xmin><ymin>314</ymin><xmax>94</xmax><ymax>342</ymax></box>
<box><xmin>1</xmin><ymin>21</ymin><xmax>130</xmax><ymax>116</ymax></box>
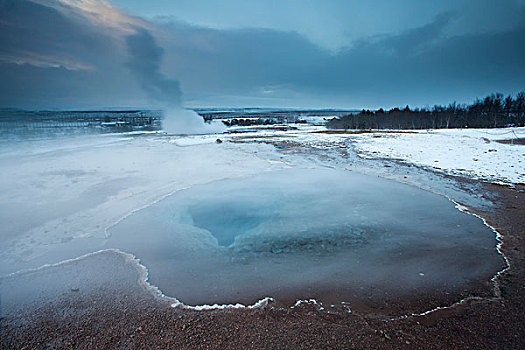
<box><xmin>352</xmin><ymin>127</ymin><xmax>525</xmax><ymax>184</ymax></box>
<box><xmin>170</xmin><ymin>297</ymin><xmax>274</xmax><ymax>310</ymax></box>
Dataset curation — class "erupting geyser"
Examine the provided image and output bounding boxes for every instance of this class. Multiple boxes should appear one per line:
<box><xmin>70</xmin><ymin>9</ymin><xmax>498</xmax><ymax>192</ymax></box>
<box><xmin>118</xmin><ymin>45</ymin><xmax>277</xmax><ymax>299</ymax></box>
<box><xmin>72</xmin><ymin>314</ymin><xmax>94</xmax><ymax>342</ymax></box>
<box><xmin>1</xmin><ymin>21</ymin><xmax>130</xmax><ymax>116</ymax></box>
<box><xmin>126</xmin><ymin>28</ymin><xmax>225</xmax><ymax>134</ymax></box>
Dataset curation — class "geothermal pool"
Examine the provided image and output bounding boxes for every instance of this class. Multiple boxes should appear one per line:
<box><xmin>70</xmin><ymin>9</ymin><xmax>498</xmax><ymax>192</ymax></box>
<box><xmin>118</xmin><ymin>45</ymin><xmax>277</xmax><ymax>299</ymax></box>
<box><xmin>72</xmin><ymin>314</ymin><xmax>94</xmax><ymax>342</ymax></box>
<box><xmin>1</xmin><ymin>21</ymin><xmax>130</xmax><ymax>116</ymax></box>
<box><xmin>106</xmin><ymin>168</ymin><xmax>503</xmax><ymax>306</ymax></box>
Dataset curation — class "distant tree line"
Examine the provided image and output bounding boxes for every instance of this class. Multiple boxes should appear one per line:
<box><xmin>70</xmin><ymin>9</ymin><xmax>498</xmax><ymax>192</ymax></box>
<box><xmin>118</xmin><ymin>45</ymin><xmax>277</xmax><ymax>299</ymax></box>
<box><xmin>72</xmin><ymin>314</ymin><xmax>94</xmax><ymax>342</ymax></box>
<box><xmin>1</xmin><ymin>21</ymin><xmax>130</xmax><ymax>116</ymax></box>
<box><xmin>328</xmin><ymin>92</ymin><xmax>525</xmax><ymax>130</ymax></box>
<box><xmin>222</xmin><ymin>118</ymin><xmax>278</xmax><ymax>126</ymax></box>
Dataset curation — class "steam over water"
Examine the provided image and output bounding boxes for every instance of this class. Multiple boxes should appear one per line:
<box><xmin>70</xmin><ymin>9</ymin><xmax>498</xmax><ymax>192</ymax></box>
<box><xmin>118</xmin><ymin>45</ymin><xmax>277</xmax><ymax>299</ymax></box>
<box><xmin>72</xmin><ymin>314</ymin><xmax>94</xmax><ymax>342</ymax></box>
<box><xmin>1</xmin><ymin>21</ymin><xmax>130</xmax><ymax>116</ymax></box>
<box><xmin>107</xmin><ymin>168</ymin><xmax>502</xmax><ymax>306</ymax></box>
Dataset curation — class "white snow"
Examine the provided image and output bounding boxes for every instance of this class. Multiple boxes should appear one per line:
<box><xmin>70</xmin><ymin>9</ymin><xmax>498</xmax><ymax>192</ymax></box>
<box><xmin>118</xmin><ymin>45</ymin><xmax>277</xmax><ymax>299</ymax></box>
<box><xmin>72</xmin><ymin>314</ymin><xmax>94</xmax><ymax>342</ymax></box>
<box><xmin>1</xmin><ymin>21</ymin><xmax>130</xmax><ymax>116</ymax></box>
<box><xmin>291</xmin><ymin>299</ymin><xmax>325</xmax><ymax>310</ymax></box>
<box><xmin>170</xmin><ymin>297</ymin><xmax>273</xmax><ymax>310</ymax></box>
<box><xmin>1</xmin><ymin>124</ymin><xmax>519</xmax><ymax>310</ymax></box>
<box><xmin>351</xmin><ymin>127</ymin><xmax>525</xmax><ymax>184</ymax></box>
<box><xmin>3</xmin><ymin>126</ymin><xmax>522</xmax><ymax>275</ymax></box>
<box><xmin>0</xmin><ymin>133</ymin><xmax>289</xmax><ymax>274</ymax></box>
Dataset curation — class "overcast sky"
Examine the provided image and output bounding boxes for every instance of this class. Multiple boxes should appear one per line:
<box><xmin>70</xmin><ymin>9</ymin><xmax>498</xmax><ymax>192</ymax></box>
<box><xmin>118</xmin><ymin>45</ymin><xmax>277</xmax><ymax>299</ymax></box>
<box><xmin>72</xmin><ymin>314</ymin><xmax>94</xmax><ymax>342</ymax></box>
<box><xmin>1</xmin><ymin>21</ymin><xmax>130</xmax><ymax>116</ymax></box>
<box><xmin>1</xmin><ymin>0</ymin><xmax>524</xmax><ymax>109</ymax></box>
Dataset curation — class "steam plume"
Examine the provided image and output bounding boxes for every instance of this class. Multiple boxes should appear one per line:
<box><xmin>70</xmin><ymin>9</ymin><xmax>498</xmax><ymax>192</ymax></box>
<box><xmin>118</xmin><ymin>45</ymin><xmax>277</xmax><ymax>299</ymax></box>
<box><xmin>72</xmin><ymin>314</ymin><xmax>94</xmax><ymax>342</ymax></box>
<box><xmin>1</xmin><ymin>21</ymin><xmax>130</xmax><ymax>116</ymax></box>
<box><xmin>125</xmin><ymin>28</ymin><xmax>224</xmax><ymax>134</ymax></box>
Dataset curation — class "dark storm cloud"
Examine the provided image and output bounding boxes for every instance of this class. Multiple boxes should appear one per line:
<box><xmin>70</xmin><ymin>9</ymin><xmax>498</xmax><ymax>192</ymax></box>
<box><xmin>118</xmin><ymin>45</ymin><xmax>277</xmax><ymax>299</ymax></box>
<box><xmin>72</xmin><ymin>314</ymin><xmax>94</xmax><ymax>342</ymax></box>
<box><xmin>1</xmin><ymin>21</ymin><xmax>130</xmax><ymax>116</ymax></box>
<box><xmin>0</xmin><ymin>0</ymin><xmax>111</xmax><ymax>69</ymax></box>
<box><xmin>125</xmin><ymin>28</ymin><xmax>182</xmax><ymax>106</ymax></box>
<box><xmin>159</xmin><ymin>12</ymin><xmax>525</xmax><ymax>107</ymax></box>
<box><xmin>159</xmin><ymin>22</ymin><xmax>327</xmax><ymax>91</ymax></box>
<box><xmin>0</xmin><ymin>0</ymin><xmax>150</xmax><ymax>108</ymax></box>
<box><xmin>0</xmin><ymin>0</ymin><xmax>524</xmax><ymax>109</ymax></box>
<box><xmin>0</xmin><ymin>61</ymin><xmax>145</xmax><ymax>109</ymax></box>
<box><xmin>316</xmin><ymin>13</ymin><xmax>525</xmax><ymax>106</ymax></box>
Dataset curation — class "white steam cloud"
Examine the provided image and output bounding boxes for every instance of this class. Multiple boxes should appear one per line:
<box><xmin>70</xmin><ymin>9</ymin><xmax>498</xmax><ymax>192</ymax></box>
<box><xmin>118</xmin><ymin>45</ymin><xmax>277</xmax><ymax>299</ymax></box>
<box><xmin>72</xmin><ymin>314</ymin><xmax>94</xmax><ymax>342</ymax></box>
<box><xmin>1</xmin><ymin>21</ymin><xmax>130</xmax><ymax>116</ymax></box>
<box><xmin>125</xmin><ymin>28</ymin><xmax>224</xmax><ymax>134</ymax></box>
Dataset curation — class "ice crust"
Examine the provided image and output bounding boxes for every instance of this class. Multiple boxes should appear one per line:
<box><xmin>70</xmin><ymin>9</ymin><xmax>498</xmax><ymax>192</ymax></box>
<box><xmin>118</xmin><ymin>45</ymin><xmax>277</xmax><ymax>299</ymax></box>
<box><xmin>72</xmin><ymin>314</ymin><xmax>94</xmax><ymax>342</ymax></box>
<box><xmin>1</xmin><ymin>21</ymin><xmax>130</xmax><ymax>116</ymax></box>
<box><xmin>0</xmin><ymin>125</ymin><xmax>511</xmax><ymax>311</ymax></box>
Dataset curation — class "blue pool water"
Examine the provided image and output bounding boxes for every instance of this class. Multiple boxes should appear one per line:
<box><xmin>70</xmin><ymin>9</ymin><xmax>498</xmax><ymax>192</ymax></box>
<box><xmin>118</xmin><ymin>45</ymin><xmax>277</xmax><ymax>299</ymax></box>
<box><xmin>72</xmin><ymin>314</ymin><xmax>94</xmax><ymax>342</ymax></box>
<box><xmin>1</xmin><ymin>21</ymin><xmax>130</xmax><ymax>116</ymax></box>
<box><xmin>106</xmin><ymin>168</ymin><xmax>504</xmax><ymax>306</ymax></box>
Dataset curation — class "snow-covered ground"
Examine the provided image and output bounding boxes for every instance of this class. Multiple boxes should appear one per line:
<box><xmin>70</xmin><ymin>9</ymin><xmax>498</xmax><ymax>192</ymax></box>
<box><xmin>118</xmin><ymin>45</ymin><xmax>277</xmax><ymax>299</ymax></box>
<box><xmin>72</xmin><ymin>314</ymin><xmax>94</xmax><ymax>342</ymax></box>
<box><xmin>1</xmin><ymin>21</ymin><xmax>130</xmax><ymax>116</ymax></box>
<box><xmin>351</xmin><ymin>127</ymin><xmax>525</xmax><ymax>185</ymax></box>
<box><xmin>1</xmin><ymin>124</ymin><xmax>519</xmax><ymax>311</ymax></box>
<box><xmin>0</xmin><ymin>133</ymin><xmax>290</xmax><ymax>274</ymax></box>
<box><xmin>1</xmin><ymin>125</ymin><xmax>522</xmax><ymax>276</ymax></box>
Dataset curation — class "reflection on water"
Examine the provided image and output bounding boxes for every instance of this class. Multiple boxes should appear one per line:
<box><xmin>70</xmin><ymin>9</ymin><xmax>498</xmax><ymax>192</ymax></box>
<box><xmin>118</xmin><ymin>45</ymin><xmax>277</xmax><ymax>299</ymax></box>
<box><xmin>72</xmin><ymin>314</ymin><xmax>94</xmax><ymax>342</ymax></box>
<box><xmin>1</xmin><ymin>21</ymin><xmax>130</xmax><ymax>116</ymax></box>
<box><xmin>107</xmin><ymin>168</ymin><xmax>503</xmax><ymax>305</ymax></box>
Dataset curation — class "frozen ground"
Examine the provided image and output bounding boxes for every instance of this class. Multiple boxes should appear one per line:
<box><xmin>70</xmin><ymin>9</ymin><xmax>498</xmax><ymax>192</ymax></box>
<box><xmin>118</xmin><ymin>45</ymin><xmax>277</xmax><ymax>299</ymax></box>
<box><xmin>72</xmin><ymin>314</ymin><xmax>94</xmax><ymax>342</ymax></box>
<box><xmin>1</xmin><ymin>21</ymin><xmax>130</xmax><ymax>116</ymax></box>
<box><xmin>350</xmin><ymin>127</ymin><xmax>525</xmax><ymax>185</ymax></box>
<box><xmin>0</xmin><ymin>132</ymin><xmax>290</xmax><ymax>275</ymax></box>
<box><xmin>0</xmin><ymin>124</ymin><xmax>516</xmax><ymax>311</ymax></box>
<box><xmin>2</xmin><ymin>125</ymin><xmax>516</xmax><ymax>276</ymax></box>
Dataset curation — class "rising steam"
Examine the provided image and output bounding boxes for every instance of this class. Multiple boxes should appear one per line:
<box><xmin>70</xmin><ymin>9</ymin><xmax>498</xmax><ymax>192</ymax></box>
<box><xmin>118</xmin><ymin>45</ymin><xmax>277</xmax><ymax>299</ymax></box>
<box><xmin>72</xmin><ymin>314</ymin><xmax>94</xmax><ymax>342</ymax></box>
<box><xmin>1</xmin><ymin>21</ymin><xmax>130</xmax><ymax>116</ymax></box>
<box><xmin>125</xmin><ymin>28</ymin><xmax>224</xmax><ymax>134</ymax></box>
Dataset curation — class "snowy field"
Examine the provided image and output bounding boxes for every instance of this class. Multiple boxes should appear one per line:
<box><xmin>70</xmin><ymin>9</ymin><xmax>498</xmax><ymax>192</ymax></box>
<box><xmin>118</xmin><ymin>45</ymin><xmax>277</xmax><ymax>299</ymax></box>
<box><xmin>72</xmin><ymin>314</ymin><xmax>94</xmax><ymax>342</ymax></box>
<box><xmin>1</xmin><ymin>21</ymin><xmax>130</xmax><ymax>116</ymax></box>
<box><xmin>1</xmin><ymin>125</ymin><xmax>521</xmax><ymax>277</ymax></box>
<box><xmin>0</xmin><ymin>124</ymin><xmax>518</xmax><ymax>310</ymax></box>
<box><xmin>0</xmin><ymin>133</ymin><xmax>290</xmax><ymax>275</ymax></box>
<box><xmin>351</xmin><ymin>127</ymin><xmax>525</xmax><ymax>185</ymax></box>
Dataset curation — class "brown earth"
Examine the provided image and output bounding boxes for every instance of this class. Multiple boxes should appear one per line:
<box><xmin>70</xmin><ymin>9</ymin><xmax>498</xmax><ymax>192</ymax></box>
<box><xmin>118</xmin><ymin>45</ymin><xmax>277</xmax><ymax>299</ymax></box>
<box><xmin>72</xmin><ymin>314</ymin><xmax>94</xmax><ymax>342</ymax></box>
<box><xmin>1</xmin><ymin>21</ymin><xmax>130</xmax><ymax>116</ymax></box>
<box><xmin>315</xmin><ymin>130</ymin><xmax>418</xmax><ymax>135</ymax></box>
<box><xmin>496</xmin><ymin>138</ymin><xmax>525</xmax><ymax>145</ymax></box>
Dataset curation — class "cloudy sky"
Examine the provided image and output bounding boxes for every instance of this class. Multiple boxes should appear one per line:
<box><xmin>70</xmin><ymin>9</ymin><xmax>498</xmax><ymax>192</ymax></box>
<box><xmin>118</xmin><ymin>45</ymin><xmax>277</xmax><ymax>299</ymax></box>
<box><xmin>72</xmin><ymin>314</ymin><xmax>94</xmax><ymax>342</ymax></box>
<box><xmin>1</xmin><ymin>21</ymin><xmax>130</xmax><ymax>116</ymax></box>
<box><xmin>1</xmin><ymin>0</ymin><xmax>524</xmax><ymax>109</ymax></box>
